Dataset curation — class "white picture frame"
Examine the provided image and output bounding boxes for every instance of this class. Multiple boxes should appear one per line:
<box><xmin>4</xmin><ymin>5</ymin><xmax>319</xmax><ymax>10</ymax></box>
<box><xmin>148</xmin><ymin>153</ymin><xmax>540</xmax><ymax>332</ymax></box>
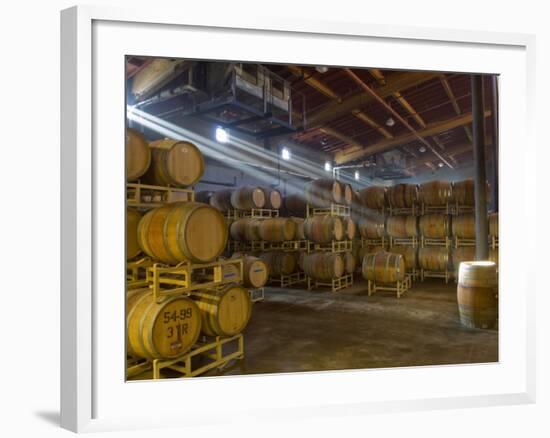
<box><xmin>61</xmin><ymin>5</ymin><xmax>536</xmax><ymax>433</ymax></box>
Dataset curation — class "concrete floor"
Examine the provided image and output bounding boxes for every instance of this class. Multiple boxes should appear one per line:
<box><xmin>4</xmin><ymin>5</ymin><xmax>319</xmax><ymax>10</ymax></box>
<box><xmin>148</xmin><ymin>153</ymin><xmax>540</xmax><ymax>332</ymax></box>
<box><xmin>130</xmin><ymin>278</ymin><xmax>498</xmax><ymax>380</ymax></box>
<box><xmin>215</xmin><ymin>278</ymin><xmax>498</xmax><ymax>376</ymax></box>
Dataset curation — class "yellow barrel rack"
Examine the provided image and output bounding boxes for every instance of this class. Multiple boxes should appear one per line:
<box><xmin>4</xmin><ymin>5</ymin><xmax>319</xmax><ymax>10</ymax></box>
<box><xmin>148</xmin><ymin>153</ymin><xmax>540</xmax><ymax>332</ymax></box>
<box><xmin>306</xmin><ymin>203</ymin><xmax>350</xmax><ymax>218</ymax></box>
<box><xmin>126</xmin><ymin>182</ymin><xmax>195</xmax><ymax>209</ymax></box>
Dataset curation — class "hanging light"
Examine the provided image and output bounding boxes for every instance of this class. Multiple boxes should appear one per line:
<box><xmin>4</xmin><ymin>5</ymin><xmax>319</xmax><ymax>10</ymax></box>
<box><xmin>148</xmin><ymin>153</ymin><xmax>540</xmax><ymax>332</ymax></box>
<box><xmin>315</xmin><ymin>66</ymin><xmax>329</xmax><ymax>74</ymax></box>
<box><xmin>281</xmin><ymin>147</ymin><xmax>291</xmax><ymax>161</ymax></box>
<box><xmin>215</xmin><ymin>126</ymin><xmax>228</xmax><ymax>143</ymax></box>
<box><xmin>385</xmin><ymin>117</ymin><xmax>395</xmax><ymax>127</ymax></box>
<box><xmin>354</xmin><ymin>170</ymin><xmax>360</xmax><ymax>180</ymax></box>
<box><xmin>419</xmin><ymin>146</ymin><xmax>426</xmax><ymax>153</ymax></box>
<box><xmin>438</xmin><ymin>162</ymin><xmax>444</xmax><ymax>168</ymax></box>
<box><xmin>324</xmin><ymin>161</ymin><xmax>332</xmax><ymax>172</ymax></box>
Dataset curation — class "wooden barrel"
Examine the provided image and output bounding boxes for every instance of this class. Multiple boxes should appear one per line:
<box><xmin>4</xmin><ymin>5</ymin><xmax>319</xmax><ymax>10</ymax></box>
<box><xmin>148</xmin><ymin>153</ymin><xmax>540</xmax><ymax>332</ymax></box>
<box><xmin>419</xmin><ymin>214</ymin><xmax>450</xmax><ymax>239</ymax></box>
<box><xmin>291</xmin><ymin>217</ymin><xmax>306</xmax><ymax>240</ymax></box>
<box><xmin>457</xmin><ymin>261</ymin><xmax>498</xmax><ymax>329</ymax></box>
<box><xmin>358</xmin><ymin>215</ymin><xmax>385</xmax><ymax>239</ymax></box>
<box><xmin>342</xmin><ymin>183</ymin><xmax>353</xmax><ymax>206</ymax></box>
<box><xmin>127</xmin><ymin>208</ymin><xmax>142</xmax><ymax>259</ymax></box>
<box><xmin>362</xmin><ymin>252</ymin><xmax>405</xmax><ymax>282</ymax></box>
<box><xmin>418</xmin><ymin>180</ymin><xmax>452</xmax><ymax>206</ymax></box>
<box><xmin>259</xmin><ymin>251</ymin><xmax>297</xmax><ymax>276</ymax></box>
<box><xmin>231</xmin><ymin>186</ymin><xmax>266</xmax><ymax>210</ymax></box>
<box><xmin>192</xmin><ymin>284</ymin><xmax>252</xmax><ymax>337</ymax></box>
<box><xmin>451</xmin><ymin>247</ymin><xmax>476</xmax><ymax>277</ymax></box>
<box><xmin>452</xmin><ymin>214</ymin><xmax>475</xmax><ymax>238</ymax></box>
<box><xmin>126</xmin><ymin>128</ymin><xmax>151</xmax><ymax>181</ymax></box>
<box><xmin>263</xmin><ymin>188</ymin><xmax>282</xmax><ymax>209</ymax></box>
<box><xmin>229</xmin><ymin>218</ymin><xmax>262</xmax><ymax>241</ymax></box>
<box><xmin>352</xmin><ymin>245</ymin><xmax>385</xmax><ymax>268</ymax></box>
<box><xmin>343</xmin><ymin>217</ymin><xmax>357</xmax><ymax>240</ymax></box>
<box><xmin>418</xmin><ymin>247</ymin><xmax>450</xmax><ymax>271</ymax></box>
<box><xmin>304</xmin><ymin>179</ymin><xmax>342</xmax><ymax>207</ymax></box>
<box><xmin>231</xmin><ymin>253</ymin><xmax>269</xmax><ymax>288</ymax></box>
<box><xmin>357</xmin><ymin>186</ymin><xmax>386</xmax><ymax>210</ymax></box>
<box><xmin>302</xmin><ymin>252</ymin><xmax>345</xmax><ymax>280</ymax></box>
<box><xmin>138</xmin><ymin>202</ymin><xmax>228</xmax><ymax>264</ymax></box>
<box><xmin>489</xmin><ymin>212</ymin><xmax>498</xmax><ymax>237</ymax></box>
<box><xmin>390</xmin><ymin>245</ymin><xmax>418</xmax><ymax>270</ymax></box>
<box><xmin>303</xmin><ymin>215</ymin><xmax>344</xmax><ymax>243</ymax></box>
<box><xmin>127</xmin><ymin>289</ymin><xmax>202</xmax><ymax>359</ymax></box>
<box><xmin>386</xmin><ymin>215</ymin><xmax>418</xmax><ymax>238</ymax></box>
<box><xmin>343</xmin><ymin>252</ymin><xmax>356</xmax><ymax>275</ymax></box>
<box><xmin>209</xmin><ymin>189</ymin><xmax>233</xmax><ymax>212</ymax></box>
<box><xmin>453</xmin><ymin>179</ymin><xmax>475</xmax><ymax>205</ymax></box>
<box><xmin>145</xmin><ymin>139</ymin><xmax>205</xmax><ymax>187</ymax></box>
<box><xmin>387</xmin><ymin>184</ymin><xmax>418</xmax><ymax>208</ymax></box>
<box><xmin>257</xmin><ymin>218</ymin><xmax>296</xmax><ymax>242</ymax></box>
<box><xmin>283</xmin><ymin>193</ymin><xmax>307</xmax><ymax>217</ymax></box>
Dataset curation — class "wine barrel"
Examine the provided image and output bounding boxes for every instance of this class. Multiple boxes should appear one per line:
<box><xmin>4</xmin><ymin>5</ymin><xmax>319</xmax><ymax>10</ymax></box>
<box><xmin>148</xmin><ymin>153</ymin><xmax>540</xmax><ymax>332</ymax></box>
<box><xmin>489</xmin><ymin>212</ymin><xmax>498</xmax><ymax>237</ymax></box>
<box><xmin>387</xmin><ymin>184</ymin><xmax>418</xmax><ymax>208</ymax></box>
<box><xmin>357</xmin><ymin>186</ymin><xmax>386</xmax><ymax>210</ymax></box>
<box><xmin>126</xmin><ymin>128</ymin><xmax>151</xmax><ymax>181</ymax></box>
<box><xmin>291</xmin><ymin>217</ymin><xmax>306</xmax><ymax>240</ymax></box>
<box><xmin>362</xmin><ymin>252</ymin><xmax>405</xmax><ymax>282</ymax></box>
<box><xmin>452</xmin><ymin>214</ymin><xmax>475</xmax><ymax>238</ymax></box>
<box><xmin>303</xmin><ymin>215</ymin><xmax>344</xmax><ymax>243</ymax></box>
<box><xmin>257</xmin><ymin>218</ymin><xmax>296</xmax><ymax>242</ymax></box>
<box><xmin>145</xmin><ymin>139</ymin><xmax>205</xmax><ymax>187</ymax></box>
<box><xmin>229</xmin><ymin>218</ymin><xmax>262</xmax><ymax>241</ymax></box>
<box><xmin>453</xmin><ymin>179</ymin><xmax>475</xmax><ymax>206</ymax></box>
<box><xmin>418</xmin><ymin>180</ymin><xmax>452</xmax><ymax>206</ymax></box>
<box><xmin>138</xmin><ymin>202</ymin><xmax>228</xmax><ymax>264</ymax></box>
<box><xmin>419</xmin><ymin>214</ymin><xmax>450</xmax><ymax>239</ymax></box>
<box><xmin>343</xmin><ymin>252</ymin><xmax>356</xmax><ymax>275</ymax></box>
<box><xmin>127</xmin><ymin>289</ymin><xmax>202</xmax><ymax>359</ymax></box>
<box><xmin>358</xmin><ymin>215</ymin><xmax>385</xmax><ymax>239</ymax></box>
<box><xmin>489</xmin><ymin>247</ymin><xmax>499</xmax><ymax>269</ymax></box>
<box><xmin>342</xmin><ymin>183</ymin><xmax>353</xmax><ymax>206</ymax></box>
<box><xmin>418</xmin><ymin>247</ymin><xmax>450</xmax><ymax>271</ymax></box>
<box><xmin>231</xmin><ymin>186</ymin><xmax>266</xmax><ymax>210</ymax></box>
<box><xmin>304</xmin><ymin>179</ymin><xmax>342</xmax><ymax>207</ymax></box>
<box><xmin>391</xmin><ymin>245</ymin><xmax>418</xmax><ymax>270</ymax></box>
<box><xmin>302</xmin><ymin>252</ymin><xmax>345</xmax><ymax>280</ymax></box>
<box><xmin>263</xmin><ymin>188</ymin><xmax>282</xmax><ymax>209</ymax></box>
<box><xmin>192</xmin><ymin>284</ymin><xmax>252</xmax><ymax>337</ymax></box>
<box><xmin>386</xmin><ymin>215</ymin><xmax>418</xmax><ymax>238</ymax></box>
<box><xmin>343</xmin><ymin>217</ymin><xmax>357</xmax><ymax>240</ymax></box>
<box><xmin>231</xmin><ymin>253</ymin><xmax>269</xmax><ymax>288</ymax></box>
<box><xmin>259</xmin><ymin>251</ymin><xmax>297</xmax><ymax>276</ymax></box>
<box><xmin>127</xmin><ymin>208</ymin><xmax>142</xmax><ymax>259</ymax></box>
<box><xmin>209</xmin><ymin>189</ymin><xmax>233</xmax><ymax>213</ymax></box>
<box><xmin>457</xmin><ymin>261</ymin><xmax>498</xmax><ymax>329</ymax></box>
<box><xmin>451</xmin><ymin>247</ymin><xmax>476</xmax><ymax>277</ymax></box>
<box><xmin>284</xmin><ymin>193</ymin><xmax>307</xmax><ymax>217</ymax></box>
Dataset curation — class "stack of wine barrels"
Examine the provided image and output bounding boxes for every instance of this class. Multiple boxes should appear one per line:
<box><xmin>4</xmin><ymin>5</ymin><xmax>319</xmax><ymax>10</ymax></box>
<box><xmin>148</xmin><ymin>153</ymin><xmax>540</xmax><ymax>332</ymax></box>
<box><xmin>231</xmin><ymin>186</ymin><xmax>266</xmax><ymax>210</ymax></box>
<box><xmin>362</xmin><ymin>252</ymin><xmax>405</xmax><ymax>283</ymax></box>
<box><xmin>390</xmin><ymin>245</ymin><xmax>418</xmax><ymax>272</ymax></box>
<box><xmin>418</xmin><ymin>247</ymin><xmax>450</xmax><ymax>273</ymax></box>
<box><xmin>304</xmin><ymin>178</ymin><xmax>343</xmax><ymax>208</ymax></box>
<box><xmin>452</xmin><ymin>179</ymin><xmax>475</xmax><ymax>206</ymax></box>
<box><xmin>357</xmin><ymin>186</ymin><xmax>386</xmax><ymax>210</ymax></box>
<box><xmin>259</xmin><ymin>251</ymin><xmax>297</xmax><ymax>276</ymax></box>
<box><xmin>387</xmin><ymin>183</ymin><xmax>418</xmax><ymax>209</ymax></box>
<box><xmin>418</xmin><ymin>180</ymin><xmax>453</xmax><ymax>207</ymax></box>
<box><xmin>386</xmin><ymin>215</ymin><xmax>418</xmax><ymax>239</ymax></box>
<box><xmin>358</xmin><ymin>213</ymin><xmax>385</xmax><ymax>239</ymax></box>
<box><xmin>457</xmin><ymin>261</ymin><xmax>498</xmax><ymax>329</ymax></box>
<box><xmin>452</xmin><ymin>214</ymin><xmax>476</xmax><ymax>239</ymax></box>
<box><xmin>302</xmin><ymin>252</ymin><xmax>345</xmax><ymax>281</ymax></box>
<box><xmin>418</xmin><ymin>214</ymin><xmax>450</xmax><ymax>239</ymax></box>
<box><xmin>304</xmin><ymin>215</ymin><xmax>345</xmax><ymax>243</ymax></box>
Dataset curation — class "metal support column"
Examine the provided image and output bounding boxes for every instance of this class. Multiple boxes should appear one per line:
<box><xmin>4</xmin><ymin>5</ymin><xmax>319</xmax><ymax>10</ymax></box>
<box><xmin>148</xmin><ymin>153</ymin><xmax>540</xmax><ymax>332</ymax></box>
<box><xmin>471</xmin><ymin>75</ymin><xmax>489</xmax><ymax>260</ymax></box>
<box><xmin>490</xmin><ymin>76</ymin><xmax>499</xmax><ymax>212</ymax></box>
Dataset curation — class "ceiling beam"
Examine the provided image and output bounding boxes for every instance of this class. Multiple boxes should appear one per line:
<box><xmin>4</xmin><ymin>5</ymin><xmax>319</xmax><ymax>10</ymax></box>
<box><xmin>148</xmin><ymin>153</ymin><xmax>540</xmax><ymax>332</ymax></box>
<box><xmin>392</xmin><ymin>91</ymin><xmax>427</xmax><ymax>128</ymax></box>
<box><xmin>318</xmin><ymin>126</ymin><xmax>366</xmax><ymax>151</ymax></box>
<box><xmin>334</xmin><ymin>110</ymin><xmax>492</xmax><ymax>165</ymax></box>
<box><xmin>287</xmin><ymin>66</ymin><xmax>342</xmax><ymax>102</ymax></box>
<box><xmin>307</xmin><ymin>71</ymin><xmax>438</xmax><ymax>128</ymax></box>
<box><xmin>440</xmin><ymin>75</ymin><xmax>473</xmax><ymax>142</ymax></box>
<box><xmin>344</xmin><ymin>68</ymin><xmax>455</xmax><ymax>169</ymax></box>
<box><xmin>352</xmin><ymin>110</ymin><xmax>393</xmax><ymax>139</ymax></box>
<box><xmin>369</xmin><ymin>68</ymin><xmax>386</xmax><ymax>86</ymax></box>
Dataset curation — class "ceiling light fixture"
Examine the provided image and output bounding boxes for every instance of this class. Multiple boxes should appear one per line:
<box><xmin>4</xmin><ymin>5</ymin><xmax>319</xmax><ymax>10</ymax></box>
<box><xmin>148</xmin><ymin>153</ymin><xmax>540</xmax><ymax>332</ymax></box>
<box><xmin>315</xmin><ymin>66</ymin><xmax>329</xmax><ymax>74</ymax></box>
<box><xmin>324</xmin><ymin>161</ymin><xmax>332</xmax><ymax>172</ymax></box>
<box><xmin>281</xmin><ymin>147</ymin><xmax>291</xmax><ymax>161</ymax></box>
<box><xmin>419</xmin><ymin>146</ymin><xmax>426</xmax><ymax>153</ymax></box>
<box><xmin>354</xmin><ymin>170</ymin><xmax>360</xmax><ymax>180</ymax></box>
<box><xmin>215</xmin><ymin>126</ymin><xmax>228</xmax><ymax>143</ymax></box>
<box><xmin>386</xmin><ymin>117</ymin><xmax>395</xmax><ymax>127</ymax></box>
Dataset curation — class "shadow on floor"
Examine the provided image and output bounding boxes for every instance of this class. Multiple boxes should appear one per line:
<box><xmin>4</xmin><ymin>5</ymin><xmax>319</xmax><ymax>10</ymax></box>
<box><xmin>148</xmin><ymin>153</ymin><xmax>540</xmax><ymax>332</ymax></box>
<box><xmin>34</xmin><ymin>411</ymin><xmax>60</xmax><ymax>427</ymax></box>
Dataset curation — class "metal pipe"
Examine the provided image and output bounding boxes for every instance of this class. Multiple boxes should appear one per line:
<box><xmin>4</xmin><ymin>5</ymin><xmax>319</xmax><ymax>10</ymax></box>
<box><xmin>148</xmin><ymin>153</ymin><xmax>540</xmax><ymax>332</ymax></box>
<box><xmin>490</xmin><ymin>76</ymin><xmax>499</xmax><ymax>212</ymax></box>
<box><xmin>471</xmin><ymin>75</ymin><xmax>489</xmax><ymax>260</ymax></box>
